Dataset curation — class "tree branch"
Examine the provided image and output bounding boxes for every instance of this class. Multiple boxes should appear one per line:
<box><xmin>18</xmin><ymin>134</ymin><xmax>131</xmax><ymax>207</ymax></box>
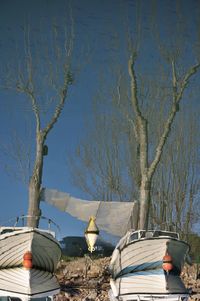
<box><xmin>28</xmin><ymin>92</ymin><xmax>41</xmax><ymax>133</ymax></box>
<box><xmin>128</xmin><ymin>54</ymin><xmax>142</xmax><ymax>120</ymax></box>
<box><xmin>148</xmin><ymin>62</ymin><xmax>200</xmax><ymax>179</ymax></box>
<box><xmin>128</xmin><ymin>54</ymin><xmax>148</xmax><ymax>174</ymax></box>
<box><xmin>43</xmin><ymin>4</ymin><xmax>75</xmax><ymax>139</ymax></box>
<box><xmin>172</xmin><ymin>59</ymin><xmax>178</xmax><ymax>101</ymax></box>
<box><xmin>42</xmin><ymin>84</ymin><xmax>68</xmax><ymax>139</ymax></box>
<box><xmin>16</xmin><ymin>83</ymin><xmax>41</xmax><ymax>133</ymax></box>
<box><xmin>177</xmin><ymin>62</ymin><xmax>200</xmax><ymax>101</ymax></box>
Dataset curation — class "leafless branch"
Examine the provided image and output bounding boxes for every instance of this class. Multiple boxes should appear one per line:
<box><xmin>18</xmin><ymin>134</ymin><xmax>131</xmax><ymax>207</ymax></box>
<box><xmin>148</xmin><ymin>62</ymin><xmax>200</xmax><ymax>179</ymax></box>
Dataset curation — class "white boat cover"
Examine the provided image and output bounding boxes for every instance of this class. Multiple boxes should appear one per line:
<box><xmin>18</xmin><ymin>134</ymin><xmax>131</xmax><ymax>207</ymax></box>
<box><xmin>40</xmin><ymin>188</ymin><xmax>138</xmax><ymax>237</ymax></box>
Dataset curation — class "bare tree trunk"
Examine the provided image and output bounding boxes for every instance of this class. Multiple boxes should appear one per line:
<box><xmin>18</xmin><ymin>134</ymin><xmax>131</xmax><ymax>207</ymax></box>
<box><xmin>138</xmin><ymin>176</ymin><xmax>151</xmax><ymax>229</ymax></box>
<box><xmin>128</xmin><ymin>54</ymin><xmax>200</xmax><ymax>230</ymax></box>
<box><xmin>27</xmin><ymin>132</ymin><xmax>44</xmax><ymax>227</ymax></box>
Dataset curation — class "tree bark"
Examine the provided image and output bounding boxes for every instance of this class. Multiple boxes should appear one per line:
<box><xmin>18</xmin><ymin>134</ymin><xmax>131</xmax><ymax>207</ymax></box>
<box><xmin>27</xmin><ymin>132</ymin><xmax>44</xmax><ymax>227</ymax></box>
<box><xmin>138</xmin><ymin>176</ymin><xmax>151</xmax><ymax>229</ymax></box>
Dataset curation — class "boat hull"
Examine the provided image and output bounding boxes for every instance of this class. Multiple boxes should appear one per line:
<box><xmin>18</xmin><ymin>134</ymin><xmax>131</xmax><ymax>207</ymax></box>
<box><xmin>108</xmin><ymin>289</ymin><xmax>189</xmax><ymax>301</ymax></box>
<box><xmin>109</xmin><ymin>269</ymin><xmax>189</xmax><ymax>301</ymax></box>
<box><xmin>0</xmin><ymin>268</ymin><xmax>60</xmax><ymax>301</ymax></box>
<box><xmin>109</xmin><ymin>237</ymin><xmax>189</xmax><ymax>278</ymax></box>
<box><xmin>0</xmin><ymin>227</ymin><xmax>61</xmax><ymax>272</ymax></box>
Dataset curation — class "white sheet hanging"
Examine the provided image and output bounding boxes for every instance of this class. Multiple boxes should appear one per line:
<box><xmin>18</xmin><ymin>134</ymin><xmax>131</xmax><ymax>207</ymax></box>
<box><xmin>40</xmin><ymin>188</ymin><xmax>138</xmax><ymax>237</ymax></box>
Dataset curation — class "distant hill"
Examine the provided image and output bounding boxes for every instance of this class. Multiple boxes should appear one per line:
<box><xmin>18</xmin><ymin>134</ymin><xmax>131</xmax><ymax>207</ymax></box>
<box><xmin>60</xmin><ymin>236</ymin><xmax>114</xmax><ymax>257</ymax></box>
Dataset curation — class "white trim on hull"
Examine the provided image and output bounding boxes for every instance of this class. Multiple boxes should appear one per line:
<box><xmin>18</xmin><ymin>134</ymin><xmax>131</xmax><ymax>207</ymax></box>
<box><xmin>108</xmin><ymin>289</ymin><xmax>189</xmax><ymax>301</ymax></box>
<box><xmin>0</xmin><ymin>268</ymin><xmax>60</xmax><ymax>301</ymax></box>
<box><xmin>0</xmin><ymin>227</ymin><xmax>61</xmax><ymax>272</ymax></box>
<box><xmin>109</xmin><ymin>231</ymin><xmax>189</xmax><ymax>278</ymax></box>
<box><xmin>109</xmin><ymin>269</ymin><xmax>189</xmax><ymax>301</ymax></box>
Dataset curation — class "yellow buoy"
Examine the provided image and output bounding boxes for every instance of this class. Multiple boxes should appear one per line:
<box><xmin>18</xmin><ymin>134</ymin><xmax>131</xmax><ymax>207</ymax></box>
<box><xmin>85</xmin><ymin>216</ymin><xmax>99</xmax><ymax>253</ymax></box>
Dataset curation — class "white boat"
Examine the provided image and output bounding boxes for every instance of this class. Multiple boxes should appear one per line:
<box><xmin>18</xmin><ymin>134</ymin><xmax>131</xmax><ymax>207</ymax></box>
<box><xmin>0</xmin><ymin>267</ymin><xmax>60</xmax><ymax>301</ymax></box>
<box><xmin>109</xmin><ymin>230</ymin><xmax>190</xmax><ymax>278</ymax></box>
<box><xmin>109</xmin><ymin>269</ymin><xmax>190</xmax><ymax>301</ymax></box>
<box><xmin>0</xmin><ymin>216</ymin><xmax>62</xmax><ymax>273</ymax></box>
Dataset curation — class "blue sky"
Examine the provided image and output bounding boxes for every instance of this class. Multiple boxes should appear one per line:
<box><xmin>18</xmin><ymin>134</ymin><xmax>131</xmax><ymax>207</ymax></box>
<box><xmin>0</xmin><ymin>0</ymin><xmax>199</xmax><ymax>240</ymax></box>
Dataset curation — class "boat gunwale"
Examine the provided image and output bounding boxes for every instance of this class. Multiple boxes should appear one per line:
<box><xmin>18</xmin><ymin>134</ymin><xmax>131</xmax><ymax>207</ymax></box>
<box><xmin>0</xmin><ymin>228</ymin><xmax>61</xmax><ymax>250</ymax></box>
<box><xmin>118</xmin><ymin>236</ymin><xmax>190</xmax><ymax>253</ymax></box>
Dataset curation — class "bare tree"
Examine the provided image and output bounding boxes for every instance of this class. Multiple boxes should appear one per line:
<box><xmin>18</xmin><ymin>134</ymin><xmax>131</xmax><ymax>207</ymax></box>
<box><xmin>128</xmin><ymin>54</ymin><xmax>200</xmax><ymax>229</ymax></box>
<box><xmin>69</xmin><ymin>1</ymin><xmax>200</xmax><ymax>230</ymax></box>
<box><xmin>0</xmin><ymin>11</ymin><xmax>75</xmax><ymax>227</ymax></box>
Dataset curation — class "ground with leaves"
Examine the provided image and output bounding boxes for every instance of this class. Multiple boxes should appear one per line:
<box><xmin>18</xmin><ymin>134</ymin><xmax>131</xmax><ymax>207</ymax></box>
<box><xmin>55</xmin><ymin>257</ymin><xmax>200</xmax><ymax>301</ymax></box>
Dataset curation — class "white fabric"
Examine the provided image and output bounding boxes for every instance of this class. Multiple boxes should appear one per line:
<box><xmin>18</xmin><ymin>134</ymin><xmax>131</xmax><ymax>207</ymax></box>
<box><xmin>40</xmin><ymin>188</ymin><xmax>138</xmax><ymax>237</ymax></box>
